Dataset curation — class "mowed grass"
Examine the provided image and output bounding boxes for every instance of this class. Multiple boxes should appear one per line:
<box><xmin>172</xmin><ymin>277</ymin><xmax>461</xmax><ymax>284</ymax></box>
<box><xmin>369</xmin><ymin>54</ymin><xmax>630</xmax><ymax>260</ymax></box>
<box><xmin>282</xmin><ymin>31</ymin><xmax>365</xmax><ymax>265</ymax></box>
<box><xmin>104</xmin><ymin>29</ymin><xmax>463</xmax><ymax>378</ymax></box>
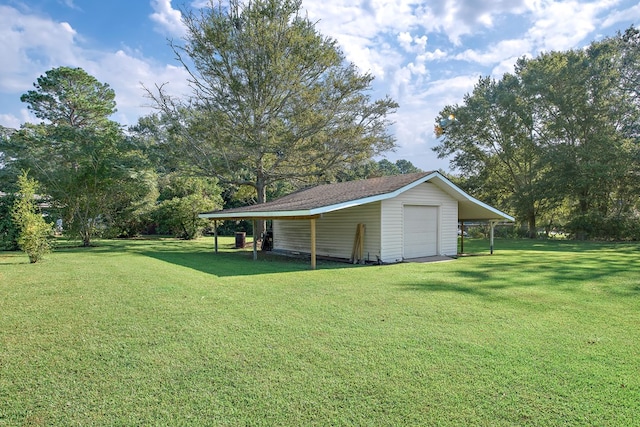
<box><xmin>1</xmin><ymin>237</ymin><xmax>639</xmax><ymax>426</ymax></box>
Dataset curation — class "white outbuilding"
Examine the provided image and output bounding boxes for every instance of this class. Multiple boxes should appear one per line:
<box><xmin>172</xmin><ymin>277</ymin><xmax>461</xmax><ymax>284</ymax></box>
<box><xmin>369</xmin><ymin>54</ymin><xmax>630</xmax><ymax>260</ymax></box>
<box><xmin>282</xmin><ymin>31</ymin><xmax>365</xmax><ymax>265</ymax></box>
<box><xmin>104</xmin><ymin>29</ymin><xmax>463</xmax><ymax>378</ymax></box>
<box><xmin>200</xmin><ymin>171</ymin><xmax>514</xmax><ymax>268</ymax></box>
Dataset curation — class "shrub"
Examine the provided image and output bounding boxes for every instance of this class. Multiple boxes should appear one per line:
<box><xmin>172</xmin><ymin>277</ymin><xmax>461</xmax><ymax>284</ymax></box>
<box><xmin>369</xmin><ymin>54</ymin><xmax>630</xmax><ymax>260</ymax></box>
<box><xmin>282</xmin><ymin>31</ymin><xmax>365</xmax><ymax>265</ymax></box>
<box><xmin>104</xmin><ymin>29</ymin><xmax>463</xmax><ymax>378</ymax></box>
<box><xmin>11</xmin><ymin>172</ymin><xmax>53</xmax><ymax>263</ymax></box>
<box><xmin>0</xmin><ymin>194</ymin><xmax>19</xmax><ymax>251</ymax></box>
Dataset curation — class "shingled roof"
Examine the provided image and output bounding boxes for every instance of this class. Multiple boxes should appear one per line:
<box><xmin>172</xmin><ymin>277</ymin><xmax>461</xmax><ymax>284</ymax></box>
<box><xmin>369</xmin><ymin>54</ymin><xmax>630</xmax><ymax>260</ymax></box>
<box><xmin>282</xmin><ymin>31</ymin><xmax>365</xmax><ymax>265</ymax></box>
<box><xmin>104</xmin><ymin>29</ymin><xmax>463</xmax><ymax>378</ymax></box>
<box><xmin>200</xmin><ymin>171</ymin><xmax>514</xmax><ymax>221</ymax></box>
<box><xmin>207</xmin><ymin>172</ymin><xmax>431</xmax><ymax>216</ymax></box>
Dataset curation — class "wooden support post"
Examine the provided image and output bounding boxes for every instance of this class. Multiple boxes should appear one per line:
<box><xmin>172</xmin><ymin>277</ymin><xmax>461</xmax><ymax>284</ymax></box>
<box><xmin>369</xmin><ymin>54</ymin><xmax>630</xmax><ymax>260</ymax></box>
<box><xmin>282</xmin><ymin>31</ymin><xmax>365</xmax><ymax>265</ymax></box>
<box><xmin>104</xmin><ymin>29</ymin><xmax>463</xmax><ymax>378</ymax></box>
<box><xmin>214</xmin><ymin>220</ymin><xmax>218</xmax><ymax>253</ymax></box>
<box><xmin>490</xmin><ymin>221</ymin><xmax>495</xmax><ymax>255</ymax></box>
<box><xmin>252</xmin><ymin>220</ymin><xmax>258</xmax><ymax>261</ymax></box>
<box><xmin>460</xmin><ymin>220</ymin><xmax>464</xmax><ymax>255</ymax></box>
<box><xmin>358</xmin><ymin>224</ymin><xmax>365</xmax><ymax>264</ymax></box>
<box><xmin>350</xmin><ymin>223</ymin><xmax>365</xmax><ymax>264</ymax></box>
<box><xmin>310</xmin><ymin>218</ymin><xmax>317</xmax><ymax>270</ymax></box>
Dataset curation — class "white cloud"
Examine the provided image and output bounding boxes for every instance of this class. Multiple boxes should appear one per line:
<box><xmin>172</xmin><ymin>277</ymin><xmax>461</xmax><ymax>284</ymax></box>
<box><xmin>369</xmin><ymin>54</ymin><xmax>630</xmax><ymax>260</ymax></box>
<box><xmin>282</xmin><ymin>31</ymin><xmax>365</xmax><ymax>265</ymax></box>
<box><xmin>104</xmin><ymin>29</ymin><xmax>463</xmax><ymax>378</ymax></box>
<box><xmin>0</xmin><ymin>5</ymin><xmax>190</xmax><ymax>129</ymax></box>
<box><xmin>0</xmin><ymin>110</ymin><xmax>34</xmax><ymax>129</ymax></box>
<box><xmin>526</xmin><ymin>0</ymin><xmax>618</xmax><ymax>52</ymax></box>
<box><xmin>397</xmin><ymin>32</ymin><xmax>413</xmax><ymax>52</ymax></box>
<box><xmin>414</xmin><ymin>35</ymin><xmax>428</xmax><ymax>51</ymax></box>
<box><xmin>415</xmin><ymin>0</ymin><xmax>529</xmax><ymax>45</ymax></box>
<box><xmin>491</xmin><ymin>56</ymin><xmax>527</xmax><ymax>77</ymax></box>
<box><xmin>455</xmin><ymin>39</ymin><xmax>532</xmax><ymax>66</ymax></box>
<box><xmin>149</xmin><ymin>0</ymin><xmax>186</xmax><ymax>37</ymax></box>
<box><xmin>2</xmin><ymin>0</ymin><xmax>639</xmax><ymax>172</ymax></box>
<box><xmin>423</xmin><ymin>49</ymin><xmax>447</xmax><ymax>61</ymax></box>
<box><xmin>425</xmin><ymin>74</ymin><xmax>480</xmax><ymax>106</ymax></box>
<box><xmin>397</xmin><ymin>32</ymin><xmax>429</xmax><ymax>54</ymax></box>
<box><xmin>602</xmin><ymin>3</ymin><xmax>640</xmax><ymax>27</ymax></box>
<box><xmin>0</xmin><ymin>6</ymin><xmax>80</xmax><ymax>91</ymax></box>
<box><xmin>88</xmin><ymin>50</ymin><xmax>190</xmax><ymax>126</ymax></box>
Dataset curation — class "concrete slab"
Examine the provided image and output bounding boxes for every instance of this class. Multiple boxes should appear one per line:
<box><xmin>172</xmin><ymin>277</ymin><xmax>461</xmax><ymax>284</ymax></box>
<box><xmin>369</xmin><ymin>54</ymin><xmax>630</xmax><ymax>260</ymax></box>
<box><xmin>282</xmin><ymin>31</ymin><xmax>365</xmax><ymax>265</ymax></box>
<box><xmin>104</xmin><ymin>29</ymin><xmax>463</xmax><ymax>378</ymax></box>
<box><xmin>404</xmin><ymin>255</ymin><xmax>455</xmax><ymax>263</ymax></box>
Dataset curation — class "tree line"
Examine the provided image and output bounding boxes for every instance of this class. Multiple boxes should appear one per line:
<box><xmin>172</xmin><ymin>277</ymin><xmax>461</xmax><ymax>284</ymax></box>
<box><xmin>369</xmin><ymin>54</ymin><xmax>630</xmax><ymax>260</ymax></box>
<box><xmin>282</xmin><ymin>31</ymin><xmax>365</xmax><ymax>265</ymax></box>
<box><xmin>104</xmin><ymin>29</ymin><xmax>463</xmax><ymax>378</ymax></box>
<box><xmin>434</xmin><ymin>27</ymin><xmax>640</xmax><ymax>239</ymax></box>
<box><xmin>0</xmin><ymin>0</ymin><xmax>414</xmax><ymax>254</ymax></box>
<box><xmin>2</xmin><ymin>0</ymin><xmax>638</xmax><ymax>258</ymax></box>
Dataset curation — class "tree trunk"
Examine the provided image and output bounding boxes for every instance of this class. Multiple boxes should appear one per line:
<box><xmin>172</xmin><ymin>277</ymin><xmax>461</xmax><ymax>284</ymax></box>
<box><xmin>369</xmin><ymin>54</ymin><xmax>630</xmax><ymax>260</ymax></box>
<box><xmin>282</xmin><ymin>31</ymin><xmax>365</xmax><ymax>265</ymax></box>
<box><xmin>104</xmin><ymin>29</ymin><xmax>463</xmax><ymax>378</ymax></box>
<box><xmin>527</xmin><ymin>211</ymin><xmax>537</xmax><ymax>238</ymax></box>
<box><xmin>81</xmin><ymin>229</ymin><xmax>91</xmax><ymax>247</ymax></box>
<box><xmin>255</xmin><ymin>173</ymin><xmax>267</xmax><ymax>240</ymax></box>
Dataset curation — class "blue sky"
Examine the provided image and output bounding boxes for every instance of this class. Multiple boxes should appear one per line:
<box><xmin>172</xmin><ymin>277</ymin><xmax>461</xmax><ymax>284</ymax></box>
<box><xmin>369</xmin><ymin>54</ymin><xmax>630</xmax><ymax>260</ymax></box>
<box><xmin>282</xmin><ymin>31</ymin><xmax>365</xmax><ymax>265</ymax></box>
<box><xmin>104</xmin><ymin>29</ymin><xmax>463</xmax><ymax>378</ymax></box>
<box><xmin>1</xmin><ymin>0</ymin><xmax>639</xmax><ymax>172</ymax></box>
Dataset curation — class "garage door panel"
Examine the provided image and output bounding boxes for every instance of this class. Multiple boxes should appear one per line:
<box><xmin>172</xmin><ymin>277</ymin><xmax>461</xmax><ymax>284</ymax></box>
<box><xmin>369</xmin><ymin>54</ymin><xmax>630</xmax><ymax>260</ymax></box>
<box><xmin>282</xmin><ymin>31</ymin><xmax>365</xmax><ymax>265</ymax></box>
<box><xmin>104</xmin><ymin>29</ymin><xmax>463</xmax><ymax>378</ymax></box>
<box><xmin>403</xmin><ymin>206</ymin><xmax>438</xmax><ymax>258</ymax></box>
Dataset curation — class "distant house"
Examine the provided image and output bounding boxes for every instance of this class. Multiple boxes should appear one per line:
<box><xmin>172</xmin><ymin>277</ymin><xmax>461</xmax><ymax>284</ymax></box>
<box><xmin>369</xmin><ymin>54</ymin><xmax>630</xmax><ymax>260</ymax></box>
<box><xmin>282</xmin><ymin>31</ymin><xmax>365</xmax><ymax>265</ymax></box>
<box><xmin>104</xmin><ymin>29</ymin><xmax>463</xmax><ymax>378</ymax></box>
<box><xmin>200</xmin><ymin>171</ymin><xmax>514</xmax><ymax>268</ymax></box>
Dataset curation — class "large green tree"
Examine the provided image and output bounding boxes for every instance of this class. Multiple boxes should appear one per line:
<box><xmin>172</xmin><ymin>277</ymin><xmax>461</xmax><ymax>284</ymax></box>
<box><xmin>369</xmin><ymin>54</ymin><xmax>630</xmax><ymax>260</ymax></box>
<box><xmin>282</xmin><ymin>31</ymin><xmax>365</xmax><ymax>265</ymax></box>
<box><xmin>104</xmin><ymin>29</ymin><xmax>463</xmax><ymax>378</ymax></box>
<box><xmin>147</xmin><ymin>0</ymin><xmax>398</xmax><ymax>211</ymax></box>
<box><xmin>433</xmin><ymin>74</ymin><xmax>553</xmax><ymax>237</ymax></box>
<box><xmin>612</xmin><ymin>27</ymin><xmax>640</xmax><ymax>225</ymax></box>
<box><xmin>519</xmin><ymin>47</ymin><xmax>633</xmax><ymax>238</ymax></box>
<box><xmin>434</xmin><ymin>31</ymin><xmax>639</xmax><ymax>239</ymax></box>
<box><xmin>5</xmin><ymin>67</ymin><xmax>155</xmax><ymax>246</ymax></box>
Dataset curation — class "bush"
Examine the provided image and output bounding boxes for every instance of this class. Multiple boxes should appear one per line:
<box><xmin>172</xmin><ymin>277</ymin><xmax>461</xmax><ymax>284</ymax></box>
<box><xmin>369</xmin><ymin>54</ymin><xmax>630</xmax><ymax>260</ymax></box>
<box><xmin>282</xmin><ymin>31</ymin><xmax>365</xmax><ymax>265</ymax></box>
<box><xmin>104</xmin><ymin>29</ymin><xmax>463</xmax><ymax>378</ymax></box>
<box><xmin>0</xmin><ymin>194</ymin><xmax>19</xmax><ymax>251</ymax></box>
<box><xmin>566</xmin><ymin>211</ymin><xmax>640</xmax><ymax>241</ymax></box>
<box><xmin>11</xmin><ymin>172</ymin><xmax>53</xmax><ymax>263</ymax></box>
<box><xmin>154</xmin><ymin>194</ymin><xmax>220</xmax><ymax>239</ymax></box>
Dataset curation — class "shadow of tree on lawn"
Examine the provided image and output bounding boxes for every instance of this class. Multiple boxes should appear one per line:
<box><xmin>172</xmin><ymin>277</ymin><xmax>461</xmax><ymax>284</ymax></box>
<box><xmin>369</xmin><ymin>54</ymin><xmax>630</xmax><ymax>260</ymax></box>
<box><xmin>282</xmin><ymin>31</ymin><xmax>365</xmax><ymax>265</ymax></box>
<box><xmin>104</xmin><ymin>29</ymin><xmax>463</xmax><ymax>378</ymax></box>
<box><xmin>398</xmin><ymin>248</ymin><xmax>640</xmax><ymax>298</ymax></box>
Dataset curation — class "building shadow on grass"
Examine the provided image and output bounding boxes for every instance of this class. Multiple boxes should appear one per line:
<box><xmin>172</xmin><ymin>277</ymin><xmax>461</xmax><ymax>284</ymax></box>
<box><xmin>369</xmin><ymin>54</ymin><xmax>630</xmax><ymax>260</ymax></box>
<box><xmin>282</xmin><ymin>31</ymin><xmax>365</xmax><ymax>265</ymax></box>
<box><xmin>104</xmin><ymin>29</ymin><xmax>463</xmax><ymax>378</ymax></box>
<box><xmin>140</xmin><ymin>248</ymin><xmax>357</xmax><ymax>277</ymax></box>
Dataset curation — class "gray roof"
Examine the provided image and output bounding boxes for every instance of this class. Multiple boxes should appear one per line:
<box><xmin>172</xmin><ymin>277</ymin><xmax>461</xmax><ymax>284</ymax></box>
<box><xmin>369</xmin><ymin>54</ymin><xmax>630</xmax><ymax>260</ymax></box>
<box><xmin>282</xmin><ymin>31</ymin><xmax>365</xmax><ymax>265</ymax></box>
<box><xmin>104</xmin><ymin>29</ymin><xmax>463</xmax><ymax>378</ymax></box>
<box><xmin>200</xmin><ymin>171</ymin><xmax>514</xmax><ymax>221</ymax></box>
<box><xmin>211</xmin><ymin>172</ymin><xmax>431</xmax><ymax>214</ymax></box>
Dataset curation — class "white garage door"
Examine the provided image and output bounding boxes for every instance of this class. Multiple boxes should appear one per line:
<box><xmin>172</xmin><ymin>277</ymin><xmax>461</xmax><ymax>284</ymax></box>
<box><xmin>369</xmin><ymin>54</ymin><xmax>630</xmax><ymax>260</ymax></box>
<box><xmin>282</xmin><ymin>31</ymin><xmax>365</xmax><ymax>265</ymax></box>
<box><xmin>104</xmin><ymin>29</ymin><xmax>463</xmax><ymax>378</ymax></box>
<box><xmin>403</xmin><ymin>205</ymin><xmax>438</xmax><ymax>258</ymax></box>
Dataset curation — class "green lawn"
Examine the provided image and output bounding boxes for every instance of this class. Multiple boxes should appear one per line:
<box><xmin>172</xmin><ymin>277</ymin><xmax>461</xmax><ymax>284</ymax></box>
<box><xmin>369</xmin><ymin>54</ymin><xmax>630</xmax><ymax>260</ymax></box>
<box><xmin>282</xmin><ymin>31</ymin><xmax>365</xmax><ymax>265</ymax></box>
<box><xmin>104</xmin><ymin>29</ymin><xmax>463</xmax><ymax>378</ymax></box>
<box><xmin>1</xmin><ymin>237</ymin><xmax>639</xmax><ymax>426</ymax></box>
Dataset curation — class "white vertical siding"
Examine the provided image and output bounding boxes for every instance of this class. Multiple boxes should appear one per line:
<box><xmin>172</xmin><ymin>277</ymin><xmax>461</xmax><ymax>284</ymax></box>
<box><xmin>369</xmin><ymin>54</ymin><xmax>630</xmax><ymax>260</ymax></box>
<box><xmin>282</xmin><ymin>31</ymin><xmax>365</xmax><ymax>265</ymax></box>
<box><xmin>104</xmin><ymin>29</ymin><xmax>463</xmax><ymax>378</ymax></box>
<box><xmin>273</xmin><ymin>182</ymin><xmax>458</xmax><ymax>264</ymax></box>
<box><xmin>381</xmin><ymin>182</ymin><xmax>458</xmax><ymax>262</ymax></box>
<box><xmin>273</xmin><ymin>202</ymin><xmax>382</xmax><ymax>262</ymax></box>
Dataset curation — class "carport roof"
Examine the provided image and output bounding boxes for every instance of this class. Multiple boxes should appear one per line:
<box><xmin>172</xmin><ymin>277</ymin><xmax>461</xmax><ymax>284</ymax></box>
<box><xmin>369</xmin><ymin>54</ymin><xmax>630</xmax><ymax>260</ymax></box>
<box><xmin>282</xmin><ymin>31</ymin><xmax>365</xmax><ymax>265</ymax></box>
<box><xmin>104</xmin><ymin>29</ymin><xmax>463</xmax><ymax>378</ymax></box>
<box><xmin>199</xmin><ymin>171</ymin><xmax>514</xmax><ymax>222</ymax></box>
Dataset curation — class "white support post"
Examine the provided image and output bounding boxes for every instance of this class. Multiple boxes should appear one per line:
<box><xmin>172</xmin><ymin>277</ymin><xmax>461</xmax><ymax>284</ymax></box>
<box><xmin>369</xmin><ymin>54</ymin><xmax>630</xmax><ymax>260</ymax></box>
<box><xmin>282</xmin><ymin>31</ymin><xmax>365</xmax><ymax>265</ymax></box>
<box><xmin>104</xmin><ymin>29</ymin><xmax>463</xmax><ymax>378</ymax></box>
<box><xmin>310</xmin><ymin>218</ymin><xmax>317</xmax><ymax>270</ymax></box>
<box><xmin>214</xmin><ymin>220</ymin><xmax>218</xmax><ymax>253</ymax></box>
<box><xmin>490</xmin><ymin>221</ymin><xmax>496</xmax><ymax>255</ymax></box>
<box><xmin>252</xmin><ymin>220</ymin><xmax>258</xmax><ymax>261</ymax></box>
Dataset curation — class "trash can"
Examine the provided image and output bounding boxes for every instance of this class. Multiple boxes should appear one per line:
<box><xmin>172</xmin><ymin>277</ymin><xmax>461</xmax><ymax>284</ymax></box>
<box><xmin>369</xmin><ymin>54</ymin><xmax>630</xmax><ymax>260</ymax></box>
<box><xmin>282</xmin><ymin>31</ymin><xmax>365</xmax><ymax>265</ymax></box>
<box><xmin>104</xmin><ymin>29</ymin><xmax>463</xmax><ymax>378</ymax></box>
<box><xmin>261</xmin><ymin>231</ymin><xmax>273</xmax><ymax>251</ymax></box>
<box><xmin>235</xmin><ymin>232</ymin><xmax>246</xmax><ymax>248</ymax></box>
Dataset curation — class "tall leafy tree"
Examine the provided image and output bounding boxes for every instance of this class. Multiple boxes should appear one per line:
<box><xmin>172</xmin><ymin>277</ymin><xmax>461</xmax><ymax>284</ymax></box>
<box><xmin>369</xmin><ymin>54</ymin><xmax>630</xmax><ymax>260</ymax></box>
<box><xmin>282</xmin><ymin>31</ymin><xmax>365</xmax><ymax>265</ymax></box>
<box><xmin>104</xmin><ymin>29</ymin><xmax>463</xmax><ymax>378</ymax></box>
<box><xmin>147</xmin><ymin>0</ymin><xmax>397</xmax><ymax>212</ymax></box>
<box><xmin>618</xmin><ymin>26</ymin><xmax>640</xmax><ymax>111</ymax></box>
<box><xmin>433</xmin><ymin>74</ymin><xmax>552</xmax><ymax>236</ymax></box>
<box><xmin>395</xmin><ymin>159</ymin><xmax>421</xmax><ymax>174</ymax></box>
<box><xmin>6</xmin><ymin>67</ymin><xmax>155</xmax><ymax>246</ymax></box>
<box><xmin>519</xmin><ymin>47</ymin><xmax>632</xmax><ymax>238</ymax></box>
<box><xmin>611</xmin><ymin>27</ymin><xmax>640</xmax><ymax>224</ymax></box>
<box><xmin>435</xmin><ymin>33</ymin><xmax>639</xmax><ymax>240</ymax></box>
<box><xmin>20</xmin><ymin>67</ymin><xmax>116</xmax><ymax>127</ymax></box>
<box><xmin>326</xmin><ymin>158</ymin><xmax>422</xmax><ymax>182</ymax></box>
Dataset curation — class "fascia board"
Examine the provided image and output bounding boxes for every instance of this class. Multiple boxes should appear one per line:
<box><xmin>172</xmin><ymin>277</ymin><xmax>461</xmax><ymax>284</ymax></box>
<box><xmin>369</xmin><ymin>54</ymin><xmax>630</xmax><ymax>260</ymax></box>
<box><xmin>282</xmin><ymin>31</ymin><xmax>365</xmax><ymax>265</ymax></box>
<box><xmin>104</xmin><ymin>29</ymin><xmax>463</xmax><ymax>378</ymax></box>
<box><xmin>429</xmin><ymin>174</ymin><xmax>515</xmax><ymax>221</ymax></box>
<box><xmin>199</xmin><ymin>210</ymin><xmax>313</xmax><ymax>219</ymax></box>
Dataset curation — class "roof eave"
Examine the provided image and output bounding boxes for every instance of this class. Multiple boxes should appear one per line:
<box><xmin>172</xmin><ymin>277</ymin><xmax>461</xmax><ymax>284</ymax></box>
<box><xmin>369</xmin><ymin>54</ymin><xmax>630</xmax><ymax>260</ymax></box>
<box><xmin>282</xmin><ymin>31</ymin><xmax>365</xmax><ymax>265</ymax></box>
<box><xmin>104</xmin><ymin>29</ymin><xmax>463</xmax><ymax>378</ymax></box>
<box><xmin>199</xmin><ymin>209</ymin><xmax>318</xmax><ymax>220</ymax></box>
<box><xmin>198</xmin><ymin>171</ymin><xmax>514</xmax><ymax>222</ymax></box>
<box><xmin>428</xmin><ymin>174</ymin><xmax>515</xmax><ymax>222</ymax></box>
